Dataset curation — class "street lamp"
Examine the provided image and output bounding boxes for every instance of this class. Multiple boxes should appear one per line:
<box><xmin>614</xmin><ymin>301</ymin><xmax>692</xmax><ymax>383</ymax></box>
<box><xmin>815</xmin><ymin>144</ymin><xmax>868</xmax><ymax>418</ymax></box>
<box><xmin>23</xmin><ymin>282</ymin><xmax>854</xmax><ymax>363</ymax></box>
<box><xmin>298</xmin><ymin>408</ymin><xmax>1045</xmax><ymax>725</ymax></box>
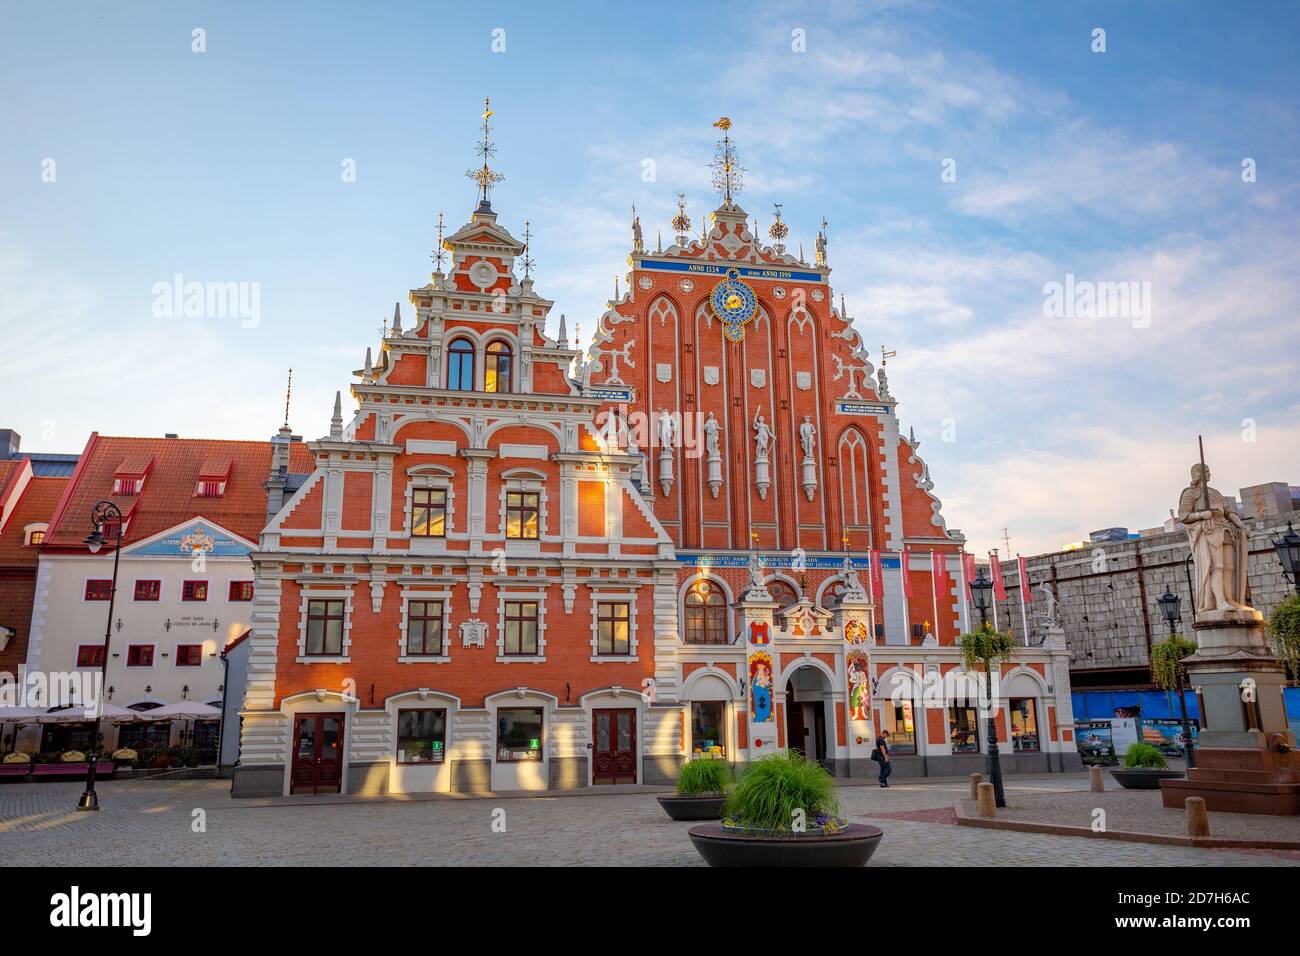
<box><xmin>78</xmin><ymin>500</ymin><xmax>124</xmax><ymax>812</ymax></box>
<box><xmin>968</xmin><ymin>569</ymin><xmax>1006</xmax><ymax>807</ymax></box>
<box><xmin>1156</xmin><ymin>585</ymin><xmax>1196</xmax><ymax>769</ymax></box>
<box><xmin>1272</xmin><ymin>521</ymin><xmax>1300</xmax><ymax>596</ymax></box>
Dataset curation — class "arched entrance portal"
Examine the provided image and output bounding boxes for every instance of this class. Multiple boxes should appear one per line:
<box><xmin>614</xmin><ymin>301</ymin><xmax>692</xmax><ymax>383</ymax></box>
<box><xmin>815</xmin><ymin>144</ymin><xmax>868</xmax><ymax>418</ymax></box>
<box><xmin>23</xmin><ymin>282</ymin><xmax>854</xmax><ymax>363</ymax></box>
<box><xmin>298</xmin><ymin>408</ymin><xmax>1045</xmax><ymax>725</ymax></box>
<box><xmin>784</xmin><ymin>665</ymin><xmax>831</xmax><ymax>766</ymax></box>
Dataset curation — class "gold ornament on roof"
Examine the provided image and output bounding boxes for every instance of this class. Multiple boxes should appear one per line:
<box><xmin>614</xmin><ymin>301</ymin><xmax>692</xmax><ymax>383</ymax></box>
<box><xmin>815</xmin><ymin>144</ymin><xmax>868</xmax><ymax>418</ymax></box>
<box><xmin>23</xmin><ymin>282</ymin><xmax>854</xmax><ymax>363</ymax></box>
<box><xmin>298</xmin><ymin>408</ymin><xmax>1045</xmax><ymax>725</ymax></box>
<box><xmin>466</xmin><ymin>96</ymin><xmax>505</xmax><ymax>205</ymax></box>
<box><xmin>671</xmin><ymin>193</ymin><xmax>692</xmax><ymax>246</ymax></box>
<box><xmin>768</xmin><ymin>203</ymin><xmax>788</xmax><ymax>254</ymax></box>
<box><xmin>709</xmin><ymin>117</ymin><xmax>743</xmax><ymax>205</ymax></box>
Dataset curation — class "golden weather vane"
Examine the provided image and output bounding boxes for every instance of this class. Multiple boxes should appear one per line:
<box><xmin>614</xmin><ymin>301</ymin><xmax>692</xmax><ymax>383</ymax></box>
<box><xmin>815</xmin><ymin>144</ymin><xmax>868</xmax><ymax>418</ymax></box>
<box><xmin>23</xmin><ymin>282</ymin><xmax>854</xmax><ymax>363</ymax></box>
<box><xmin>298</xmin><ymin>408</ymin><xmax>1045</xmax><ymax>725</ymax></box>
<box><xmin>466</xmin><ymin>96</ymin><xmax>505</xmax><ymax>205</ymax></box>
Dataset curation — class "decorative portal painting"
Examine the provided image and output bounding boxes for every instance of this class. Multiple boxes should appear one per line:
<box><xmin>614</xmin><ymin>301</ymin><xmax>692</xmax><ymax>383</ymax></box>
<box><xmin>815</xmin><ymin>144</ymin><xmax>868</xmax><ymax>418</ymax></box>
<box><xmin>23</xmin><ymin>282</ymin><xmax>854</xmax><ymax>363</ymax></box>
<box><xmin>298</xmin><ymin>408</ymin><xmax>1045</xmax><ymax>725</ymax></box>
<box><xmin>847</xmin><ymin>650</ymin><xmax>870</xmax><ymax>721</ymax></box>
<box><xmin>748</xmin><ymin>650</ymin><xmax>773</xmax><ymax>723</ymax></box>
<box><xmin>747</xmin><ymin>620</ymin><xmax>770</xmax><ymax>645</ymax></box>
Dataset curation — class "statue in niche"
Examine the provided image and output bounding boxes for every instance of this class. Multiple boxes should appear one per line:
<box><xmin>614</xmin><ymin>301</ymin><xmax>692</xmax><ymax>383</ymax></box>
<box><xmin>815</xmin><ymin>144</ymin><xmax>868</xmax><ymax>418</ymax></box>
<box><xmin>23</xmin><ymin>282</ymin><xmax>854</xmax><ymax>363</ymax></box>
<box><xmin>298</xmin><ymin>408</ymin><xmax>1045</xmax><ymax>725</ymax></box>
<box><xmin>703</xmin><ymin>412</ymin><xmax>721</xmax><ymax>458</ymax></box>
<box><xmin>657</xmin><ymin>408</ymin><xmax>677</xmax><ymax>449</ymax></box>
<box><xmin>799</xmin><ymin>415</ymin><xmax>817</xmax><ymax>458</ymax></box>
<box><xmin>752</xmin><ymin>410</ymin><xmax>774</xmax><ymax>460</ymax></box>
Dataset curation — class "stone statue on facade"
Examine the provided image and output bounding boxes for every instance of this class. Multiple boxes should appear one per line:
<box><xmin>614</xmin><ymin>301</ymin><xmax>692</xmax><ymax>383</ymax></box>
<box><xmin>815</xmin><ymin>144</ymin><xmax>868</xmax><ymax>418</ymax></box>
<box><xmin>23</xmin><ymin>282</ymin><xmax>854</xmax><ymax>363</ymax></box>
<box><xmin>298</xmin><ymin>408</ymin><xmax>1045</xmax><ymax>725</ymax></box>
<box><xmin>703</xmin><ymin>412</ymin><xmax>721</xmax><ymax>458</ymax></box>
<box><xmin>656</xmin><ymin>408</ymin><xmax>677</xmax><ymax>449</ymax></box>
<box><xmin>799</xmin><ymin>415</ymin><xmax>816</xmax><ymax>458</ymax></box>
<box><xmin>631</xmin><ymin>206</ymin><xmax>643</xmax><ymax>254</ymax></box>
<box><xmin>1178</xmin><ymin>462</ymin><xmax>1251</xmax><ymax>615</ymax></box>
<box><xmin>752</xmin><ymin>411</ymin><xmax>774</xmax><ymax>460</ymax></box>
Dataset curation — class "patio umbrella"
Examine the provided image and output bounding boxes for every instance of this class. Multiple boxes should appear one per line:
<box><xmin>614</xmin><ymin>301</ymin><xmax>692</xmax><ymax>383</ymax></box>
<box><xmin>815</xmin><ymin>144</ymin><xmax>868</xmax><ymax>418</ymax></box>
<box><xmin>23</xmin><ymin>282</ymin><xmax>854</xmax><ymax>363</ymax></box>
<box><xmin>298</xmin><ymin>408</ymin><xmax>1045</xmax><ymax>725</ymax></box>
<box><xmin>144</xmin><ymin>701</ymin><xmax>222</xmax><ymax>719</ymax></box>
<box><xmin>0</xmin><ymin>707</ymin><xmax>46</xmax><ymax>722</ymax></box>
<box><xmin>41</xmin><ymin>703</ymin><xmax>143</xmax><ymax>723</ymax></box>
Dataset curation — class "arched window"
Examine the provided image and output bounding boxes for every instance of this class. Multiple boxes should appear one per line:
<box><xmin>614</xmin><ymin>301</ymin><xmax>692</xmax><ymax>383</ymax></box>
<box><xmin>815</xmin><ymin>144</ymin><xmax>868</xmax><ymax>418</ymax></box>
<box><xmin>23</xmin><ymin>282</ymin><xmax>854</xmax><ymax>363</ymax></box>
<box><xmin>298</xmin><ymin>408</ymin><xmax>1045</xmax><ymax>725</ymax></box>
<box><xmin>767</xmin><ymin>580</ymin><xmax>800</xmax><ymax>609</ymax></box>
<box><xmin>684</xmin><ymin>580</ymin><xmax>728</xmax><ymax>645</ymax></box>
<box><xmin>484</xmin><ymin>341</ymin><xmax>512</xmax><ymax>393</ymax></box>
<box><xmin>447</xmin><ymin>338</ymin><xmax>475</xmax><ymax>391</ymax></box>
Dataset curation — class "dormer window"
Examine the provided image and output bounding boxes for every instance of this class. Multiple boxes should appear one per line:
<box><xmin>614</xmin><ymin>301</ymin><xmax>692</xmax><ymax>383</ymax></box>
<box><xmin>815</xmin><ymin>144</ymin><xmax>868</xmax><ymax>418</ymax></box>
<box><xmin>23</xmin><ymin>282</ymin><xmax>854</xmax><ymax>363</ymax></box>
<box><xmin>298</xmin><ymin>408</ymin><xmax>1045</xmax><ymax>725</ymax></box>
<box><xmin>447</xmin><ymin>338</ymin><xmax>475</xmax><ymax>390</ymax></box>
<box><xmin>24</xmin><ymin>524</ymin><xmax>47</xmax><ymax>546</ymax></box>
<box><xmin>195</xmin><ymin>457</ymin><xmax>232</xmax><ymax>497</ymax></box>
<box><xmin>484</xmin><ymin>341</ymin><xmax>512</xmax><ymax>393</ymax></box>
<box><xmin>114</xmin><ymin>478</ymin><xmax>140</xmax><ymax>495</ymax></box>
<box><xmin>112</xmin><ymin>453</ymin><xmax>154</xmax><ymax>497</ymax></box>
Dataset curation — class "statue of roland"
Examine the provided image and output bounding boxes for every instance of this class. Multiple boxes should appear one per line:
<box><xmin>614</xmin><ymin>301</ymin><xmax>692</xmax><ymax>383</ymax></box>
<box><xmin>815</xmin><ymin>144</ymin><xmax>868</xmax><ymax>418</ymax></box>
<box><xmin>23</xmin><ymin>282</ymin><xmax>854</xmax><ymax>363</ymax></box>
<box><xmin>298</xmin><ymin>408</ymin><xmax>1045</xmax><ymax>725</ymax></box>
<box><xmin>1177</xmin><ymin>462</ymin><xmax>1252</xmax><ymax>615</ymax></box>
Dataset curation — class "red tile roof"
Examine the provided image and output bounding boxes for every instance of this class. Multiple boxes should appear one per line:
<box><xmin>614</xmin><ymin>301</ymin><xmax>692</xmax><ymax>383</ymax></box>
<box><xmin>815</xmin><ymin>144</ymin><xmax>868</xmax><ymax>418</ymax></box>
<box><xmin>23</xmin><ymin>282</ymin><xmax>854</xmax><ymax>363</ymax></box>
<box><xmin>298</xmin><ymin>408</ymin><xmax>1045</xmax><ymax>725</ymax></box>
<box><xmin>0</xmin><ymin>474</ymin><xmax>68</xmax><ymax>566</ymax></box>
<box><xmin>44</xmin><ymin>434</ymin><xmax>314</xmax><ymax>550</ymax></box>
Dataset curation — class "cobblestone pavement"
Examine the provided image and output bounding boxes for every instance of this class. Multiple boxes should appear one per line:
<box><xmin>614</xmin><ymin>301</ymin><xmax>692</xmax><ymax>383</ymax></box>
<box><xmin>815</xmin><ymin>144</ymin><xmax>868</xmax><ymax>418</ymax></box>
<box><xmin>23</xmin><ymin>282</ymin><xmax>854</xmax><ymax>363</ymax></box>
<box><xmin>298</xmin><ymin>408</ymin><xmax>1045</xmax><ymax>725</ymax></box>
<box><xmin>0</xmin><ymin>773</ymin><xmax>1294</xmax><ymax>866</ymax></box>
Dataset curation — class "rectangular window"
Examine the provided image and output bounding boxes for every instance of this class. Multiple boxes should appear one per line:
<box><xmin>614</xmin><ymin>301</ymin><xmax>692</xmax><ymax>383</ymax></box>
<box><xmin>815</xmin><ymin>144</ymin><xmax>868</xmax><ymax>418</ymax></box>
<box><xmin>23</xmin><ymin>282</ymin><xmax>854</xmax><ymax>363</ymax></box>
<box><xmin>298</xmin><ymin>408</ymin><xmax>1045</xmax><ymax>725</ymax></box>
<box><xmin>182</xmin><ymin>580</ymin><xmax>208</xmax><ymax>602</ymax></box>
<box><xmin>690</xmin><ymin>701</ymin><xmax>725</xmax><ymax>759</ymax></box>
<box><xmin>134</xmin><ymin>579</ymin><xmax>161</xmax><ymax>601</ymax></box>
<box><xmin>127</xmin><ymin>644</ymin><xmax>155</xmax><ymax>668</ymax></box>
<box><xmin>84</xmin><ymin>579</ymin><xmax>113</xmax><ymax>601</ymax></box>
<box><xmin>496</xmin><ymin>707</ymin><xmax>543</xmax><ymax>762</ymax></box>
<box><xmin>196</xmin><ymin>480</ymin><xmax>224</xmax><ymax>497</ymax></box>
<box><xmin>882</xmin><ymin>700</ymin><xmax>917</xmax><ymax>755</ymax></box>
<box><xmin>76</xmin><ymin>645</ymin><xmax>105</xmax><ymax>668</ymax></box>
<box><xmin>948</xmin><ymin>705</ymin><xmax>980</xmax><ymax>753</ymax></box>
<box><xmin>596</xmin><ymin>602</ymin><xmax>631</xmax><ymax>655</ymax></box>
<box><xmin>412</xmin><ymin>487</ymin><xmax>448</xmax><ymax>537</ymax></box>
<box><xmin>305</xmin><ymin>599</ymin><xmax>345</xmax><ymax>656</ymax></box>
<box><xmin>397</xmin><ymin>709</ymin><xmax>446</xmax><ymax>764</ymax></box>
<box><xmin>115</xmin><ymin>478</ymin><xmax>139</xmax><ymax>495</ymax></box>
<box><xmin>228</xmin><ymin>580</ymin><xmax>254</xmax><ymax>602</ymax></box>
<box><xmin>175</xmin><ymin>644</ymin><xmax>203</xmax><ymax>667</ymax></box>
<box><xmin>405</xmin><ymin>600</ymin><xmax>445</xmax><ymax>656</ymax></box>
<box><xmin>502</xmin><ymin>601</ymin><xmax>539</xmax><ymax>656</ymax></box>
<box><xmin>505</xmin><ymin>491</ymin><xmax>540</xmax><ymax>540</ymax></box>
<box><xmin>1010</xmin><ymin>698</ymin><xmax>1039</xmax><ymax>752</ymax></box>
<box><xmin>27</xmin><ymin>530</ymin><xmax>45</xmax><ymax>546</ymax></box>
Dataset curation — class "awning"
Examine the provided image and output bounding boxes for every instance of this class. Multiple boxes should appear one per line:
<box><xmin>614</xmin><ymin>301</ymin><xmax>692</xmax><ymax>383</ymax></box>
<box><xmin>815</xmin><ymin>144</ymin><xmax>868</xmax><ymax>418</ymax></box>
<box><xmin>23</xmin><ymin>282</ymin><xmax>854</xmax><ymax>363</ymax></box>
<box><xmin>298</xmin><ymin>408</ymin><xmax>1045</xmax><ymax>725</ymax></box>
<box><xmin>142</xmin><ymin>701</ymin><xmax>222</xmax><ymax>719</ymax></box>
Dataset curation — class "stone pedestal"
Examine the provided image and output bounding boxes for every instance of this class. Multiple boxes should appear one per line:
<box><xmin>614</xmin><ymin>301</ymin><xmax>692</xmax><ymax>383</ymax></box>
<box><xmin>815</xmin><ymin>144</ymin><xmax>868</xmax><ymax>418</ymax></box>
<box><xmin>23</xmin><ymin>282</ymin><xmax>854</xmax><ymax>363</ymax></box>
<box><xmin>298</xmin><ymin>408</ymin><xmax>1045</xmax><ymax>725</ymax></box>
<box><xmin>1159</xmin><ymin>612</ymin><xmax>1300</xmax><ymax>815</ymax></box>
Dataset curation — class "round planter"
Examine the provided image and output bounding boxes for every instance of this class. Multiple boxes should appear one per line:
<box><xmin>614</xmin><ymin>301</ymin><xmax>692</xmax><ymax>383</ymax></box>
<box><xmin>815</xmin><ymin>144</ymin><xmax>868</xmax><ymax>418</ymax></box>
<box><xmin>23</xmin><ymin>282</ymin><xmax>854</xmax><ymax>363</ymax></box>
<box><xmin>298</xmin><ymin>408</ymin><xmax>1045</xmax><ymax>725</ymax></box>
<box><xmin>1110</xmin><ymin>768</ymin><xmax>1184</xmax><ymax>790</ymax></box>
<box><xmin>657</xmin><ymin>793</ymin><xmax>727</xmax><ymax>821</ymax></box>
<box><xmin>688</xmin><ymin>822</ymin><xmax>883</xmax><ymax>867</ymax></box>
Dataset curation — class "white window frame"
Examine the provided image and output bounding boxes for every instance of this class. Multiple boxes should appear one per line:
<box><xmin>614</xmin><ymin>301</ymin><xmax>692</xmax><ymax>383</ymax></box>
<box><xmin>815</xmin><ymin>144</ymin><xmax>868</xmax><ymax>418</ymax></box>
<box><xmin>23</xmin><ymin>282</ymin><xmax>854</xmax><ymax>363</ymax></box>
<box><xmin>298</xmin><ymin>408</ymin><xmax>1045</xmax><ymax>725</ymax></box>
<box><xmin>296</xmin><ymin>588</ymin><xmax>354</xmax><ymax>664</ymax></box>
<box><xmin>398</xmin><ymin>588</ymin><xmax>454</xmax><ymax>664</ymax></box>
<box><xmin>588</xmin><ymin>591</ymin><xmax>639</xmax><ymax>662</ymax></box>
<box><xmin>496</xmin><ymin>589</ymin><xmax>548</xmax><ymax>663</ymax></box>
<box><xmin>497</xmin><ymin>470</ymin><xmax>548</xmax><ymax>549</ymax></box>
<box><xmin>171</xmin><ymin>641</ymin><xmax>206</xmax><ymax>669</ymax></box>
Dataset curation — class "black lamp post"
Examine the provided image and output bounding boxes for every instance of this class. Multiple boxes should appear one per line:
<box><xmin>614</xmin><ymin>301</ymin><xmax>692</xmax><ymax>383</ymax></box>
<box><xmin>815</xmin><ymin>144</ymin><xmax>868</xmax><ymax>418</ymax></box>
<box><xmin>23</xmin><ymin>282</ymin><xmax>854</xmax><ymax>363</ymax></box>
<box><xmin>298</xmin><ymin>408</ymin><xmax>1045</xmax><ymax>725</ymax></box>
<box><xmin>1156</xmin><ymin>585</ymin><xmax>1196</xmax><ymax>769</ymax></box>
<box><xmin>78</xmin><ymin>500</ymin><xmax>124</xmax><ymax>812</ymax></box>
<box><xmin>968</xmin><ymin>569</ymin><xmax>1006</xmax><ymax>807</ymax></box>
<box><xmin>1272</xmin><ymin>521</ymin><xmax>1300</xmax><ymax>596</ymax></box>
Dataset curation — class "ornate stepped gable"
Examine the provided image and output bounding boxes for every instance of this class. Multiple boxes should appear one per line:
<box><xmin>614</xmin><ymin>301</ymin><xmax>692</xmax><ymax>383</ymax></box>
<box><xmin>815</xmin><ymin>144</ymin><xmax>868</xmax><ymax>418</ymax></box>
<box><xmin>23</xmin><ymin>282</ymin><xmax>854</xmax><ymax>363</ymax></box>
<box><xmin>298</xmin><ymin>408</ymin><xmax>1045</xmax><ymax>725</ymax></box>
<box><xmin>578</xmin><ymin>154</ymin><xmax>954</xmax><ymax>559</ymax></box>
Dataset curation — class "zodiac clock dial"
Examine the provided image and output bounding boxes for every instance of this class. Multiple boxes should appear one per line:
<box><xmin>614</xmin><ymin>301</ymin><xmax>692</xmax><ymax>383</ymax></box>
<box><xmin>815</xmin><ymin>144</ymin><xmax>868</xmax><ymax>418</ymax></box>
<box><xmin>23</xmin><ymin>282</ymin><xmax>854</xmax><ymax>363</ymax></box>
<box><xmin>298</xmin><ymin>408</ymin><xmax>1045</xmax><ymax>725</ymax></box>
<box><xmin>709</xmin><ymin>268</ymin><xmax>758</xmax><ymax>341</ymax></box>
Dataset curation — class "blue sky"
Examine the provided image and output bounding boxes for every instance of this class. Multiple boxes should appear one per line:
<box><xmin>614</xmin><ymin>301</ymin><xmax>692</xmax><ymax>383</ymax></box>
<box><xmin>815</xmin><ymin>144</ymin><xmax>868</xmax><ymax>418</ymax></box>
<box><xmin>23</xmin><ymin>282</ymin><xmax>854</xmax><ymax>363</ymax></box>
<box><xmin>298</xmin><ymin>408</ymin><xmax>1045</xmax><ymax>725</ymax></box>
<box><xmin>2</xmin><ymin>0</ymin><xmax>1297</xmax><ymax>555</ymax></box>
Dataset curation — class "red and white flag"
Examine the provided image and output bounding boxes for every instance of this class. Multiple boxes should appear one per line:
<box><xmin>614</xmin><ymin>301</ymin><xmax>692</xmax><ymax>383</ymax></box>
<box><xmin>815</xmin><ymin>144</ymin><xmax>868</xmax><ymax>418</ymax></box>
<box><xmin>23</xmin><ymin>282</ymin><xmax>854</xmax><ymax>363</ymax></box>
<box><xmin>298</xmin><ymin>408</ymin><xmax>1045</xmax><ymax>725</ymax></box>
<box><xmin>989</xmin><ymin>552</ymin><xmax>1008</xmax><ymax>601</ymax></box>
<box><xmin>960</xmin><ymin>551</ymin><xmax>976</xmax><ymax>601</ymax></box>
<box><xmin>901</xmin><ymin>548</ymin><xmax>913</xmax><ymax>598</ymax></box>
<box><xmin>869</xmin><ymin>548</ymin><xmax>884</xmax><ymax>602</ymax></box>
<box><xmin>932</xmin><ymin>551</ymin><xmax>950</xmax><ymax>591</ymax></box>
<box><xmin>1018</xmin><ymin>555</ymin><xmax>1032</xmax><ymax>602</ymax></box>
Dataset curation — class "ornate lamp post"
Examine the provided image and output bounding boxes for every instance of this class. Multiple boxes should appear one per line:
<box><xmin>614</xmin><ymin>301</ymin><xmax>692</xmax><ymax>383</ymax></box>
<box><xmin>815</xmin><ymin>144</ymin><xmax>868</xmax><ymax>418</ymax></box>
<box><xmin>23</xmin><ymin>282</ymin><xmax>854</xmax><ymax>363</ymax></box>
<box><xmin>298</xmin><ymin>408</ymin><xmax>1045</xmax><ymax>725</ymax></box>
<box><xmin>78</xmin><ymin>500</ymin><xmax>124</xmax><ymax>812</ymax></box>
<box><xmin>1156</xmin><ymin>586</ymin><xmax>1196</xmax><ymax>769</ymax></box>
<box><xmin>1272</xmin><ymin>521</ymin><xmax>1300</xmax><ymax>596</ymax></box>
<box><xmin>967</xmin><ymin>570</ymin><xmax>1006</xmax><ymax>807</ymax></box>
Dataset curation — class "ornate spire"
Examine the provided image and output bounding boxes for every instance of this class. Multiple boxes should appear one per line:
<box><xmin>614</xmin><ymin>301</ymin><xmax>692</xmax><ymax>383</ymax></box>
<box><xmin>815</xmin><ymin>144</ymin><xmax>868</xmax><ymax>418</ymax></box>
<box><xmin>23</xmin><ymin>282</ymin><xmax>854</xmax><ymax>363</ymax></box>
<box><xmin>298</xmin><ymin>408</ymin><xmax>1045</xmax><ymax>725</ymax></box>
<box><xmin>521</xmin><ymin>219</ymin><xmax>535</xmax><ymax>279</ymax></box>
<box><xmin>431</xmin><ymin>210</ymin><xmax>446</xmax><ymax>272</ymax></box>
<box><xmin>557</xmin><ymin>313</ymin><xmax>568</xmax><ymax>349</ymax></box>
<box><xmin>466</xmin><ymin>96</ymin><xmax>505</xmax><ymax>208</ymax></box>
<box><xmin>391</xmin><ymin>302</ymin><xmax>402</xmax><ymax>335</ymax></box>
<box><xmin>768</xmin><ymin>203</ymin><xmax>789</xmax><ymax>255</ymax></box>
<box><xmin>363</xmin><ymin>347</ymin><xmax>373</xmax><ymax>383</ymax></box>
<box><xmin>709</xmin><ymin>116</ymin><xmax>744</xmax><ymax>206</ymax></box>
<box><xmin>330</xmin><ymin>391</ymin><xmax>344</xmax><ymax>440</ymax></box>
<box><xmin>671</xmin><ymin>193</ymin><xmax>692</xmax><ymax>246</ymax></box>
<box><xmin>282</xmin><ymin>368</ymin><xmax>293</xmax><ymax>430</ymax></box>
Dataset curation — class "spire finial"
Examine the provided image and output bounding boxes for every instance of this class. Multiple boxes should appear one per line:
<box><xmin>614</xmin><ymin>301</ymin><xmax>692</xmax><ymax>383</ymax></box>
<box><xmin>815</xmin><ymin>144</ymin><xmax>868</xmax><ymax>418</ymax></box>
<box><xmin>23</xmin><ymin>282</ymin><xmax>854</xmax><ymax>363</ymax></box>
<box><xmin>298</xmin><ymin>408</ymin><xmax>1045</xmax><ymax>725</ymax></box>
<box><xmin>330</xmin><ymin>390</ymin><xmax>344</xmax><ymax>440</ymax></box>
<box><xmin>671</xmin><ymin>193</ymin><xmax>692</xmax><ymax>246</ymax></box>
<box><xmin>768</xmin><ymin>203</ymin><xmax>788</xmax><ymax>255</ymax></box>
<box><xmin>521</xmin><ymin>219</ymin><xmax>535</xmax><ymax>279</ymax></box>
<box><xmin>432</xmin><ymin>210</ymin><xmax>446</xmax><ymax>272</ymax></box>
<box><xmin>557</xmin><ymin>313</ymin><xmax>568</xmax><ymax>349</ymax></box>
<box><xmin>282</xmin><ymin>368</ymin><xmax>293</xmax><ymax>429</ymax></box>
<box><xmin>391</xmin><ymin>302</ymin><xmax>402</xmax><ymax>334</ymax></box>
<box><xmin>710</xmin><ymin>117</ymin><xmax>743</xmax><ymax>205</ymax></box>
<box><xmin>466</xmin><ymin>96</ymin><xmax>504</xmax><ymax>207</ymax></box>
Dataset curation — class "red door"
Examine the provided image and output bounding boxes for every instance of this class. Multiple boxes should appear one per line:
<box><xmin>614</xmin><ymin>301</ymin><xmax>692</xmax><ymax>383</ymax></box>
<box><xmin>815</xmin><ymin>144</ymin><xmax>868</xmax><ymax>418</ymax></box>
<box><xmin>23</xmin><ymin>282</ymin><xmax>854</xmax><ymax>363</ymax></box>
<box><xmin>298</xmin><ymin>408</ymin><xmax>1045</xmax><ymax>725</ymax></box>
<box><xmin>291</xmin><ymin>713</ymin><xmax>344</xmax><ymax>794</ymax></box>
<box><xmin>592</xmin><ymin>709</ymin><xmax>637</xmax><ymax>784</ymax></box>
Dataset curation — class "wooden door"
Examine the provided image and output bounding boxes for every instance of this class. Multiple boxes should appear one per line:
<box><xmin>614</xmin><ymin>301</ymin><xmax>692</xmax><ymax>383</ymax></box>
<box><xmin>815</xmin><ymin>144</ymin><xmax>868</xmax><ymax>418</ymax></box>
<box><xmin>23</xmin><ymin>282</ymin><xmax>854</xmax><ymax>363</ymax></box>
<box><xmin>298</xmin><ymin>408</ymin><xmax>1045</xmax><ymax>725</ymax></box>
<box><xmin>291</xmin><ymin>713</ymin><xmax>344</xmax><ymax>794</ymax></box>
<box><xmin>591</xmin><ymin>709</ymin><xmax>637</xmax><ymax>784</ymax></box>
<box><xmin>785</xmin><ymin>681</ymin><xmax>806</xmax><ymax>754</ymax></box>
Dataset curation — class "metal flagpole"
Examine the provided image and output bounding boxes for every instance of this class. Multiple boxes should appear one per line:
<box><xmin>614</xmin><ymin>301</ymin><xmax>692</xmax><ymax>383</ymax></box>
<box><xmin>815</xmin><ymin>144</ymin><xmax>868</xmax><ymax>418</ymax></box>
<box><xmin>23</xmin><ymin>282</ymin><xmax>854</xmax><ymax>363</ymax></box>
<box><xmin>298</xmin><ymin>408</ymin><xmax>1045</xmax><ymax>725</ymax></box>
<box><xmin>1018</xmin><ymin>555</ymin><xmax>1030</xmax><ymax>646</ymax></box>
<box><xmin>899</xmin><ymin>551</ymin><xmax>910</xmax><ymax>643</ymax></box>
<box><xmin>930</xmin><ymin>550</ymin><xmax>940</xmax><ymax>642</ymax></box>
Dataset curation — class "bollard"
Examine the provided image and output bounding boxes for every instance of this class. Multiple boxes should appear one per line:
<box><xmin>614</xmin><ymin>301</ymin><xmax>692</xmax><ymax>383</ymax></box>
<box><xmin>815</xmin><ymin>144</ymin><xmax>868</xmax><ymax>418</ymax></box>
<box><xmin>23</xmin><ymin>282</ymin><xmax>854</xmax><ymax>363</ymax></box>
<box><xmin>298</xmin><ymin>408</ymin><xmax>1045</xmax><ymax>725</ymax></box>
<box><xmin>976</xmin><ymin>781</ymin><xmax>996</xmax><ymax>817</ymax></box>
<box><xmin>1186</xmin><ymin>797</ymin><xmax>1210</xmax><ymax>837</ymax></box>
<box><xmin>1090</xmin><ymin>766</ymin><xmax>1105</xmax><ymax>793</ymax></box>
<box><xmin>970</xmin><ymin>773</ymin><xmax>984</xmax><ymax>800</ymax></box>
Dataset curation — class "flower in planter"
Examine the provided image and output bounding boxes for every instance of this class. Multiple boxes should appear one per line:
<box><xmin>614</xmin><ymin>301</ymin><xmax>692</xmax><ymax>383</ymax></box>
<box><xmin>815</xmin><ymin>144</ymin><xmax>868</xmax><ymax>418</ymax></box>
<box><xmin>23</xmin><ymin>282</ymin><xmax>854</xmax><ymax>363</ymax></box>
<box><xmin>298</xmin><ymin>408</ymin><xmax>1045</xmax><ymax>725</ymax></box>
<box><xmin>721</xmin><ymin>752</ymin><xmax>845</xmax><ymax>833</ymax></box>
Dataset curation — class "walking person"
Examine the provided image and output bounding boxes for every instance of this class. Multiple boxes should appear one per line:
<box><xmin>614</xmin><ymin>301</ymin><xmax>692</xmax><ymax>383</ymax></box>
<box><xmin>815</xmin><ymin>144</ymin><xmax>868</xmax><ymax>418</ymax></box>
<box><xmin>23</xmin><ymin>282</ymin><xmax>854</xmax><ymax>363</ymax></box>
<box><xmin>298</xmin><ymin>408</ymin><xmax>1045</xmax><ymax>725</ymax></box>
<box><xmin>874</xmin><ymin>729</ymin><xmax>892</xmax><ymax>787</ymax></box>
